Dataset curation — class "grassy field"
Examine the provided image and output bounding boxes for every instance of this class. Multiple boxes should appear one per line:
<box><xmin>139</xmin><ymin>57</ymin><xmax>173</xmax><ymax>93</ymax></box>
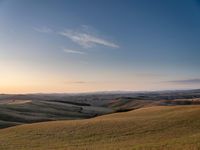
<box><xmin>1</xmin><ymin>105</ymin><xmax>200</xmax><ymax>150</ymax></box>
<box><xmin>0</xmin><ymin>99</ymin><xmax>114</xmax><ymax>128</ymax></box>
<box><xmin>1</xmin><ymin>90</ymin><xmax>200</xmax><ymax>129</ymax></box>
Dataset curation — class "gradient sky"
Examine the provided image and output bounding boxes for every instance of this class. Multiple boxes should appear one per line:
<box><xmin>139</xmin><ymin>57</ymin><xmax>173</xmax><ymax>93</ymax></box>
<box><xmin>0</xmin><ymin>0</ymin><xmax>200</xmax><ymax>93</ymax></box>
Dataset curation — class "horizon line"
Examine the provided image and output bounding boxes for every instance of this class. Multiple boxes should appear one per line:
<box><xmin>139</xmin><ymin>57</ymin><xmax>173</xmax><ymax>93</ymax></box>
<box><xmin>1</xmin><ymin>88</ymin><xmax>200</xmax><ymax>95</ymax></box>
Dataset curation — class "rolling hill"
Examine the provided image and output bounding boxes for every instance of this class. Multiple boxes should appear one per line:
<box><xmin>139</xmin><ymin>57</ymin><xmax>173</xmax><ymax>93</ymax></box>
<box><xmin>1</xmin><ymin>105</ymin><xmax>200</xmax><ymax>150</ymax></box>
<box><xmin>0</xmin><ymin>99</ymin><xmax>113</xmax><ymax>129</ymax></box>
<box><xmin>1</xmin><ymin>90</ymin><xmax>200</xmax><ymax>129</ymax></box>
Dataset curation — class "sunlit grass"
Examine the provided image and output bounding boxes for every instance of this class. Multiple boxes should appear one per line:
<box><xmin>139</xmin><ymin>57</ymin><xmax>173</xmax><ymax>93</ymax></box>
<box><xmin>1</xmin><ymin>106</ymin><xmax>200</xmax><ymax>150</ymax></box>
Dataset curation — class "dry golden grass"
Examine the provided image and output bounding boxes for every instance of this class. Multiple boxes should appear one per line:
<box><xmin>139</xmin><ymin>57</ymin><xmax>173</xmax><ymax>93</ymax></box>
<box><xmin>1</xmin><ymin>105</ymin><xmax>200</xmax><ymax>150</ymax></box>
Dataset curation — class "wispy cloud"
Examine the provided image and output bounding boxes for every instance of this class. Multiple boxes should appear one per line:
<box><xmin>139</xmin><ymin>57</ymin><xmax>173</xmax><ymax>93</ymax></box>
<box><xmin>33</xmin><ymin>27</ymin><xmax>53</xmax><ymax>33</ymax></box>
<box><xmin>65</xmin><ymin>81</ymin><xmax>87</xmax><ymax>84</ymax></box>
<box><xmin>59</xmin><ymin>28</ymin><xmax>119</xmax><ymax>48</ymax></box>
<box><xmin>135</xmin><ymin>73</ymin><xmax>163</xmax><ymax>77</ymax></box>
<box><xmin>63</xmin><ymin>48</ymin><xmax>86</xmax><ymax>55</ymax></box>
<box><xmin>167</xmin><ymin>78</ymin><xmax>200</xmax><ymax>84</ymax></box>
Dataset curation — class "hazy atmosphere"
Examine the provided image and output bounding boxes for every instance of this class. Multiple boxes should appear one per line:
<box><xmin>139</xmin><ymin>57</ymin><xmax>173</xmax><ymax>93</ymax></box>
<box><xmin>1</xmin><ymin>0</ymin><xmax>200</xmax><ymax>93</ymax></box>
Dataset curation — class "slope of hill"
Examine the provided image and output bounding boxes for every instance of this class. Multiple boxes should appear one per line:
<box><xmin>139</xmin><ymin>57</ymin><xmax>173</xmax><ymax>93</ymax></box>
<box><xmin>1</xmin><ymin>89</ymin><xmax>200</xmax><ymax>129</ymax></box>
<box><xmin>1</xmin><ymin>105</ymin><xmax>200</xmax><ymax>150</ymax></box>
<box><xmin>0</xmin><ymin>99</ymin><xmax>113</xmax><ymax>128</ymax></box>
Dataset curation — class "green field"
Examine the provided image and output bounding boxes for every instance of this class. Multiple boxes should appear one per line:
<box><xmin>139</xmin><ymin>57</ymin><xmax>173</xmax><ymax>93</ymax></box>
<box><xmin>1</xmin><ymin>105</ymin><xmax>200</xmax><ymax>150</ymax></box>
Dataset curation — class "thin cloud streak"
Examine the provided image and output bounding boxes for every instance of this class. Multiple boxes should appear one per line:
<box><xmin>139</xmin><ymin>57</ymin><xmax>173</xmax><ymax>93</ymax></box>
<box><xmin>167</xmin><ymin>78</ymin><xmax>200</xmax><ymax>84</ymax></box>
<box><xmin>65</xmin><ymin>81</ymin><xmax>87</xmax><ymax>84</ymax></box>
<box><xmin>59</xmin><ymin>29</ymin><xmax>119</xmax><ymax>48</ymax></box>
<box><xmin>63</xmin><ymin>48</ymin><xmax>86</xmax><ymax>55</ymax></box>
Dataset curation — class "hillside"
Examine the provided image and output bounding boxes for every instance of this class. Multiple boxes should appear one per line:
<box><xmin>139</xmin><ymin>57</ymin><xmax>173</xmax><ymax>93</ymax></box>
<box><xmin>1</xmin><ymin>105</ymin><xmax>200</xmax><ymax>150</ymax></box>
<box><xmin>1</xmin><ymin>90</ymin><xmax>200</xmax><ymax>129</ymax></box>
<box><xmin>0</xmin><ymin>99</ymin><xmax>113</xmax><ymax>129</ymax></box>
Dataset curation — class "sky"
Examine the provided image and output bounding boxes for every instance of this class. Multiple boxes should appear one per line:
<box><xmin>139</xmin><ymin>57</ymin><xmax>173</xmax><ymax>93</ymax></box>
<box><xmin>0</xmin><ymin>0</ymin><xmax>200</xmax><ymax>93</ymax></box>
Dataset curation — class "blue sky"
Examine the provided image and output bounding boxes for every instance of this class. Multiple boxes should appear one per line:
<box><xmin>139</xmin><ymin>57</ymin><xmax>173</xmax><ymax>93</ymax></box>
<box><xmin>0</xmin><ymin>0</ymin><xmax>200</xmax><ymax>93</ymax></box>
